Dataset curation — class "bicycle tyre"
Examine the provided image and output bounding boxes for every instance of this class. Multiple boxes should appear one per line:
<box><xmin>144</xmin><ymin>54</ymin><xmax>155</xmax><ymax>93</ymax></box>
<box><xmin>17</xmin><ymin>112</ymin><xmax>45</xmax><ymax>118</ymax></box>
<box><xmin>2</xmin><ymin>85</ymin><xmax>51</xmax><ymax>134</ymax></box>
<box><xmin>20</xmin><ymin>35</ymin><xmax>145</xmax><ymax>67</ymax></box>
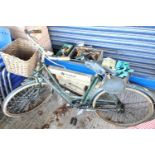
<box><xmin>2</xmin><ymin>81</ymin><xmax>51</xmax><ymax>117</ymax></box>
<box><xmin>93</xmin><ymin>85</ymin><xmax>154</xmax><ymax>127</ymax></box>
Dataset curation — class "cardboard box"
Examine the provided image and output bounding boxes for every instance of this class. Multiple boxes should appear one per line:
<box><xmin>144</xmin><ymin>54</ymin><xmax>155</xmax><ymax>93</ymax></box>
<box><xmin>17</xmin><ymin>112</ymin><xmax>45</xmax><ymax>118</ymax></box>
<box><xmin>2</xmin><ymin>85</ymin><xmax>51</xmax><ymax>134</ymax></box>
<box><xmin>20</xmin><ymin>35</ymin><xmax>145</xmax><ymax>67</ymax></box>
<box><xmin>6</xmin><ymin>26</ymin><xmax>52</xmax><ymax>51</ymax></box>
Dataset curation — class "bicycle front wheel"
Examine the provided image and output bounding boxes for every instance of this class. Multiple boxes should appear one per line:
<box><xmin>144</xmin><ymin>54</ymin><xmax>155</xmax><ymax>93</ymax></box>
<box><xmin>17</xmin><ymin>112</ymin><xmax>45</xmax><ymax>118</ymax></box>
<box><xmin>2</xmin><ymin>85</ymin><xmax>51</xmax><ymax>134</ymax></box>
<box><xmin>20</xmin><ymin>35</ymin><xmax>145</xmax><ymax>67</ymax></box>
<box><xmin>2</xmin><ymin>81</ymin><xmax>51</xmax><ymax>117</ymax></box>
<box><xmin>94</xmin><ymin>86</ymin><xmax>154</xmax><ymax>127</ymax></box>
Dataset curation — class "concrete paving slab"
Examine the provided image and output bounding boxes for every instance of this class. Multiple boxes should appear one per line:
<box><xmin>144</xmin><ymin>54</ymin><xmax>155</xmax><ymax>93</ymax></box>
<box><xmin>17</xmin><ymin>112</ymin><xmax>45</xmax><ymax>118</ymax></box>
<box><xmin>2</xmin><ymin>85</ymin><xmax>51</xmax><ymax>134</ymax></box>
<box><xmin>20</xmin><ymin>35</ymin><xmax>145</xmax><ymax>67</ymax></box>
<box><xmin>0</xmin><ymin>90</ymin><xmax>154</xmax><ymax>129</ymax></box>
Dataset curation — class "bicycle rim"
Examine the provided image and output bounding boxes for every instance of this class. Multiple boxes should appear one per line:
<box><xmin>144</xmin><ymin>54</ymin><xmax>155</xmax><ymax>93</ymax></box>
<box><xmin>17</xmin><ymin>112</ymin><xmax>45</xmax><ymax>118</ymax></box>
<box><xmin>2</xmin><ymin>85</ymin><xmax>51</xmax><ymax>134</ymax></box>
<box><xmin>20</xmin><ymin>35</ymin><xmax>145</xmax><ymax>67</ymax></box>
<box><xmin>95</xmin><ymin>87</ymin><xmax>154</xmax><ymax>127</ymax></box>
<box><xmin>2</xmin><ymin>82</ymin><xmax>51</xmax><ymax>117</ymax></box>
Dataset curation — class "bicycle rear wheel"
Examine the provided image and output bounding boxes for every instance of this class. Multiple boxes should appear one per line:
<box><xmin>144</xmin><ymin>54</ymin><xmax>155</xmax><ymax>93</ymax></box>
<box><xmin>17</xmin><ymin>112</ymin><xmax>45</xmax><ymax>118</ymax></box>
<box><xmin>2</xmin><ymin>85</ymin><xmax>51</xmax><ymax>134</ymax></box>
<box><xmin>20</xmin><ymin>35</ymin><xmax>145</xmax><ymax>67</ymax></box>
<box><xmin>2</xmin><ymin>81</ymin><xmax>51</xmax><ymax>117</ymax></box>
<box><xmin>94</xmin><ymin>85</ymin><xmax>154</xmax><ymax>127</ymax></box>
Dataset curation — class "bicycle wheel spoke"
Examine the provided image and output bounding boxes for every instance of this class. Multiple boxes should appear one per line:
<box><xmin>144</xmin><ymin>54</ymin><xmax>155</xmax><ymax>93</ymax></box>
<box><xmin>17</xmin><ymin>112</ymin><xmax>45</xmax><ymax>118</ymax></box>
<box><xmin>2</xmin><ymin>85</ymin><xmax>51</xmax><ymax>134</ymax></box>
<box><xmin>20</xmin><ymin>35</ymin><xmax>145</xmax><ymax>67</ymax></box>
<box><xmin>96</xmin><ymin>86</ymin><xmax>154</xmax><ymax>126</ymax></box>
<box><xmin>5</xmin><ymin>83</ymin><xmax>50</xmax><ymax>115</ymax></box>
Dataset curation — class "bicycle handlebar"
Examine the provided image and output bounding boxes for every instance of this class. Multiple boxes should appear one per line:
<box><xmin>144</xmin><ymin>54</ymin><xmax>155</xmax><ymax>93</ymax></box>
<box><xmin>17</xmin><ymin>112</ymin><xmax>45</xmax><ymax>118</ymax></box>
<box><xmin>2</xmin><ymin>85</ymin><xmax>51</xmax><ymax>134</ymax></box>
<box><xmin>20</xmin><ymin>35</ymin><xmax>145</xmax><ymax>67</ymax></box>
<box><xmin>24</xmin><ymin>29</ymin><xmax>45</xmax><ymax>54</ymax></box>
<box><xmin>24</xmin><ymin>29</ymin><xmax>69</xmax><ymax>69</ymax></box>
<box><xmin>25</xmin><ymin>29</ymin><xmax>116</xmax><ymax>75</ymax></box>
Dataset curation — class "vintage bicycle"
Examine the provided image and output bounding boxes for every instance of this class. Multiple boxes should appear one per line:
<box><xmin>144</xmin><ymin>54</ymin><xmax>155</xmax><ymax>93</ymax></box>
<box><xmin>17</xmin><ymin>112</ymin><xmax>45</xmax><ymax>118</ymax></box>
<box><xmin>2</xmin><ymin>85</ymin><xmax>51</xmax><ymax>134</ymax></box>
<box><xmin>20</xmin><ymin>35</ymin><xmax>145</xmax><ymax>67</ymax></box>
<box><xmin>1</xmin><ymin>30</ymin><xmax>154</xmax><ymax>127</ymax></box>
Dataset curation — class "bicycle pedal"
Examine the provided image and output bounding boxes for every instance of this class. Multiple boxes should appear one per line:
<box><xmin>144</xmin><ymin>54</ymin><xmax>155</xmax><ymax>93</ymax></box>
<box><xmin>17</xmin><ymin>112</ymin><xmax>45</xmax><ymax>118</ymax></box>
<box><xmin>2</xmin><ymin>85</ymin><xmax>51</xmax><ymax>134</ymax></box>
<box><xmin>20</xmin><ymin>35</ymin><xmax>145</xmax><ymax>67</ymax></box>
<box><xmin>70</xmin><ymin>117</ymin><xmax>77</xmax><ymax>126</ymax></box>
<box><xmin>70</xmin><ymin>117</ymin><xmax>74</xmax><ymax>124</ymax></box>
<box><xmin>73</xmin><ymin>118</ymin><xmax>77</xmax><ymax>126</ymax></box>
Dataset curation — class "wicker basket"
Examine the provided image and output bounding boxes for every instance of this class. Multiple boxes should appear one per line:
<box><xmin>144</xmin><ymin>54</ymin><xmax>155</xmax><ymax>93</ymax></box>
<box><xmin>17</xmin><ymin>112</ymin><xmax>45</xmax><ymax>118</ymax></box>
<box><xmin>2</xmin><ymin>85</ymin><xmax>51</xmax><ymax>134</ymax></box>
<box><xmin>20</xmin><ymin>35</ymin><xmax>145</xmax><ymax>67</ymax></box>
<box><xmin>1</xmin><ymin>38</ymin><xmax>39</xmax><ymax>77</ymax></box>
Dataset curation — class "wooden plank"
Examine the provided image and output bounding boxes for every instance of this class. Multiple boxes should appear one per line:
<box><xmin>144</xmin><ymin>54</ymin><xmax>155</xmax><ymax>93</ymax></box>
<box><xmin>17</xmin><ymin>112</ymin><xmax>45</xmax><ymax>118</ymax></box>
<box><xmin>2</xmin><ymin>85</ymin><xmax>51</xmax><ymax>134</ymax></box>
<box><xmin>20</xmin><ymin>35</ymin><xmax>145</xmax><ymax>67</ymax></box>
<box><xmin>58</xmin><ymin>79</ymin><xmax>86</xmax><ymax>95</ymax></box>
<box><xmin>48</xmin><ymin>66</ymin><xmax>92</xmax><ymax>85</ymax></box>
<box><xmin>48</xmin><ymin>66</ymin><xmax>93</xmax><ymax>95</ymax></box>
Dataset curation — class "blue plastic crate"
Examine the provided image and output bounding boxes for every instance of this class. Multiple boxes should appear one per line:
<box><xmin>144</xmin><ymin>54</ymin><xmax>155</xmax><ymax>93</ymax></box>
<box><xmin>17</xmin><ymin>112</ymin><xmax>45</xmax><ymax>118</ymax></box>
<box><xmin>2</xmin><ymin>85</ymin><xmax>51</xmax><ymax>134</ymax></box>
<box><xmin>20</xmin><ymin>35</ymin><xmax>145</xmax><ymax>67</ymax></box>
<box><xmin>0</xmin><ymin>27</ymin><xmax>12</xmax><ymax>49</ymax></box>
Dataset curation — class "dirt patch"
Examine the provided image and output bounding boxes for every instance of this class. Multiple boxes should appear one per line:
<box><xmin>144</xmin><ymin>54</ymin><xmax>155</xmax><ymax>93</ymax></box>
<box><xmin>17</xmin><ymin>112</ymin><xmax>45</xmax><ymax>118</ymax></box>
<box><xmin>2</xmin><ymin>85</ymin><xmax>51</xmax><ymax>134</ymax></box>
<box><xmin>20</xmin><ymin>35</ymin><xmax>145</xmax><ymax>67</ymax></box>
<box><xmin>41</xmin><ymin>124</ymin><xmax>50</xmax><ymax>129</ymax></box>
<box><xmin>53</xmin><ymin>104</ymin><xmax>70</xmax><ymax>121</ymax></box>
<box><xmin>57</xmin><ymin>122</ymin><xmax>64</xmax><ymax>127</ymax></box>
<box><xmin>38</xmin><ymin>110</ymin><xmax>43</xmax><ymax>116</ymax></box>
<box><xmin>86</xmin><ymin>116</ymin><xmax>92</xmax><ymax>122</ymax></box>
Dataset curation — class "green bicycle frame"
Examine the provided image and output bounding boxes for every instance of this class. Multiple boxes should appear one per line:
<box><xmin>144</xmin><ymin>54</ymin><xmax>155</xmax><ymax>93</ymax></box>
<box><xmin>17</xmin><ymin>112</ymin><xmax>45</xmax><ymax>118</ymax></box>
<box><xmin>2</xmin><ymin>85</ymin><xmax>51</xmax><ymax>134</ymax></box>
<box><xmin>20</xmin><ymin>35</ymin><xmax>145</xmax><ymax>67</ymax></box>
<box><xmin>25</xmin><ymin>30</ymin><xmax>118</xmax><ymax>109</ymax></box>
<box><xmin>33</xmin><ymin>62</ymin><xmax>102</xmax><ymax>107</ymax></box>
